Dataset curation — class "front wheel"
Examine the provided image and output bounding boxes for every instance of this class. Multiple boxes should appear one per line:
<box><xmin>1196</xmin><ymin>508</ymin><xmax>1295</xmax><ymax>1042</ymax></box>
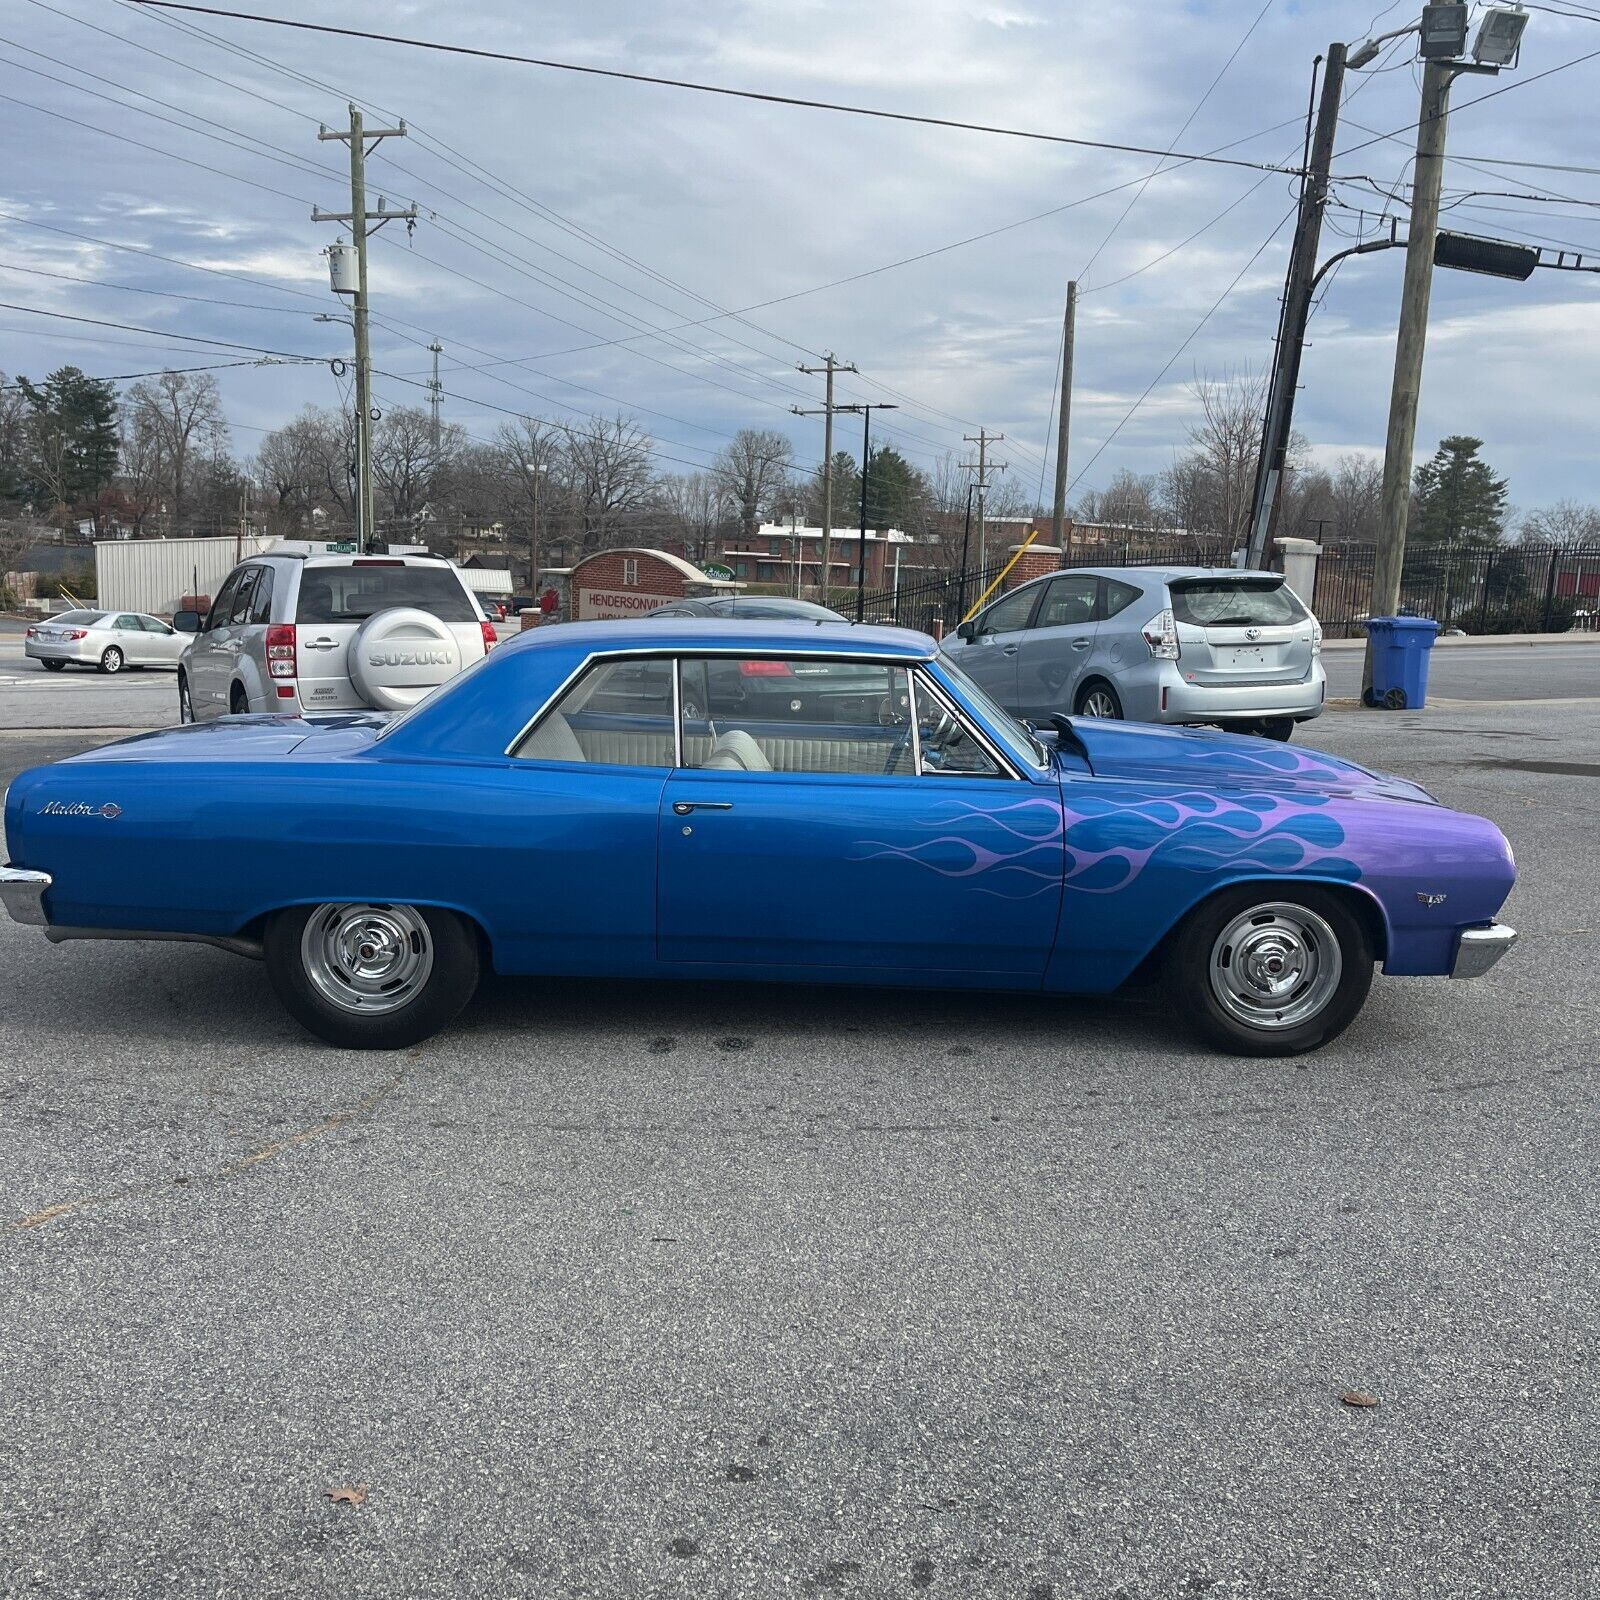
<box><xmin>99</xmin><ymin>646</ymin><xmax>124</xmax><ymax>674</ymax></box>
<box><xmin>178</xmin><ymin>674</ymin><xmax>195</xmax><ymax>723</ymax></box>
<box><xmin>265</xmin><ymin>902</ymin><xmax>481</xmax><ymax>1049</ymax></box>
<box><xmin>1170</xmin><ymin>886</ymin><xmax>1373</xmax><ymax>1057</ymax></box>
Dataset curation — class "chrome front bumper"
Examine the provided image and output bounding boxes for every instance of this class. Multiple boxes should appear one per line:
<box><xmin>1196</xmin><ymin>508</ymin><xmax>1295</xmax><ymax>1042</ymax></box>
<box><xmin>0</xmin><ymin>865</ymin><xmax>52</xmax><ymax>926</ymax></box>
<box><xmin>1451</xmin><ymin>922</ymin><xmax>1517</xmax><ymax>979</ymax></box>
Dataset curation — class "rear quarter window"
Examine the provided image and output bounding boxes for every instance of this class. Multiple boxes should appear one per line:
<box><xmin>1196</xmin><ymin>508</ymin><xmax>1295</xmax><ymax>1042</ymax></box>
<box><xmin>1169</xmin><ymin>581</ymin><xmax>1307</xmax><ymax>627</ymax></box>
<box><xmin>296</xmin><ymin>564</ymin><xmax>478</xmax><ymax>624</ymax></box>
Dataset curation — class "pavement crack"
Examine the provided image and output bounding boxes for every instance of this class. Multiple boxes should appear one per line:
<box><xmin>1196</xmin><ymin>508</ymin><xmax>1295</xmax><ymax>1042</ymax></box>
<box><xmin>10</xmin><ymin>1068</ymin><xmax>407</xmax><ymax>1238</ymax></box>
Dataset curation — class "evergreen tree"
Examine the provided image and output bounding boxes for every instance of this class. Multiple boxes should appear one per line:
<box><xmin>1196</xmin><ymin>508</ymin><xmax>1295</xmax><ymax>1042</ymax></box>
<box><xmin>863</xmin><ymin>443</ymin><xmax>920</xmax><ymax>531</ymax></box>
<box><xmin>1412</xmin><ymin>435</ymin><xmax>1507</xmax><ymax>548</ymax></box>
<box><xmin>805</xmin><ymin>450</ymin><xmax>860</xmax><ymax>524</ymax></box>
<box><xmin>16</xmin><ymin>366</ymin><xmax>120</xmax><ymax>519</ymax></box>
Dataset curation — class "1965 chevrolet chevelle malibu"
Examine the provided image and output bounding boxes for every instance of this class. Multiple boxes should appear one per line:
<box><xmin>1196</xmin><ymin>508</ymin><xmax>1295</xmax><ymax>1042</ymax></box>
<box><xmin>1</xmin><ymin>620</ymin><xmax>1516</xmax><ymax>1054</ymax></box>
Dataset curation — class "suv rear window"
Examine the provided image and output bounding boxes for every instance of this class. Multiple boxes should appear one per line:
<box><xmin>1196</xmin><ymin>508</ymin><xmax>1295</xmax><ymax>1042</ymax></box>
<box><xmin>1169</xmin><ymin>579</ymin><xmax>1306</xmax><ymax>628</ymax></box>
<box><xmin>295</xmin><ymin>564</ymin><xmax>477</xmax><ymax>624</ymax></box>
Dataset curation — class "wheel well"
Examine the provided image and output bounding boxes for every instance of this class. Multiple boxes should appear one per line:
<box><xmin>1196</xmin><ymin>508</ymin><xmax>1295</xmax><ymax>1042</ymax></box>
<box><xmin>229</xmin><ymin>681</ymin><xmax>249</xmax><ymax>710</ymax></box>
<box><xmin>1074</xmin><ymin>675</ymin><xmax>1118</xmax><ymax>708</ymax></box>
<box><xmin>241</xmin><ymin>902</ymin><xmax>498</xmax><ymax>968</ymax></box>
<box><xmin>1127</xmin><ymin>877</ymin><xmax>1389</xmax><ymax>985</ymax></box>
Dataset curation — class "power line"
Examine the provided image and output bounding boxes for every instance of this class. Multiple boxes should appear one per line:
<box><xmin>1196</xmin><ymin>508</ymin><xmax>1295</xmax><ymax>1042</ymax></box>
<box><xmin>0</xmin><ymin>358</ymin><xmax>272</xmax><ymax>389</ymax></box>
<box><xmin>0</xmin><ymin>301</ymin><xmax>323</xmax><ymax>360</ymax></box>
<box><xmin>123</xmin><ymin>1</ymin><xmax>1308</xmax><ymax>176</ymax></box>
<box><xmin>0</xmin><ymin>258</ymin><xmax>326</xmax><ymax>317</ymax></box>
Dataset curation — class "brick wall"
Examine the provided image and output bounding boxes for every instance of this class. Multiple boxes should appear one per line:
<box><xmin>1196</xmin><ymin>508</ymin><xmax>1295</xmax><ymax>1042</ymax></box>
<box><xmin>569</xmin><ymin>550</ymin><xmax>693</xmax><ymax>620</ymax></box>
<box><xmin>1002</xmin><ymin>543</ymin><xmax>1063</xmax><ymax>591</ymax></box>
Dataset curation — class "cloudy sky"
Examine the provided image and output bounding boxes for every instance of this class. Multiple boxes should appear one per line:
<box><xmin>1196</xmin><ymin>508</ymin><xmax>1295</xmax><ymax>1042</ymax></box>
<box><xmin>3</xmin><ymin>0</ymin><xmax>1597</xmax><ymax>513</ymax></box>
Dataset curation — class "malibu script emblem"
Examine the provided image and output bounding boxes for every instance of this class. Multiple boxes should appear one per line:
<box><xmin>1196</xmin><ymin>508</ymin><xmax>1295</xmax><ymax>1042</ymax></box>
<box><xmin>368</xmin><ymin>649</ymin><xmax>451</xmax><ymax>667</ymax></box>
<box><xmin>40</xmin><ymin>801</ymin><xmax>121</xmax><ymax>819</ymax></box>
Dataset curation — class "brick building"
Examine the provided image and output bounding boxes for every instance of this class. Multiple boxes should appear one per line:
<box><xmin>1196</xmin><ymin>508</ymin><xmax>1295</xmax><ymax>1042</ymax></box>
<box><xmin>721</xmin><ymin>524</ymin><xmax>938</xmax><ymax>591</ymax></box>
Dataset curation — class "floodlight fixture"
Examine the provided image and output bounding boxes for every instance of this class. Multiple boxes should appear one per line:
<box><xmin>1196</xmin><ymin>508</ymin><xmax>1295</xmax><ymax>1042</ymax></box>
<box><xmin>1473</xmin><ymin>5</ymin><xmax>1529</xmax><ymax>66</ymax></box>
<box><xmin>1419</xmin><ymin>2</ymin><xmax>1470</xmax><ymax>59</ymax></box>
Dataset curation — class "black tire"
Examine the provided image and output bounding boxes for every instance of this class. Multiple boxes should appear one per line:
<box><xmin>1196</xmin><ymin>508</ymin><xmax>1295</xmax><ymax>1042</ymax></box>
<box><xmin>41</xmin><ymin>659</ymin><xmax>67</xmax><ymax>673</ymax></box>
<box><xmin>1169</xmin><ymin>884</ymin><xmax>1374</xmax><ymax>1058</ymax></box>
<box><xmin>229</xmin><ymin>684</ymin><xmax>249</xmax><ymax>716</ymax></box>
<box><xmin>99</xmin><ymin>645</ymin><xmax>124</xmax><ymax>674</ymax></box>
<box><xmin>1075</xmin><ymin>679</ymin><xmax>1123</xmax><ymax>720</ymax></box>
<box><xmin>1256</xmin><ymin>717</ymin><xmax>1295</xmax><ymax>742</ymax></box>
<box><xmin>264</xmin><ymin>902</ymin><xmax>481</xmax><ymax>1049</ymax></box>
<box><xmin>178</xmin><ymin>674</ymin><xmax>195</xmax><ymax>723</ymax></box>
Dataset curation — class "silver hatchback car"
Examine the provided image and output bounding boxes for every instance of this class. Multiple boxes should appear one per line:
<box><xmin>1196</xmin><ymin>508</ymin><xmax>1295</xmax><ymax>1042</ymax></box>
<box><xmin>945</xmin><ymin>566</ymin><xmax>1325</xmax><ymax>741</ymax></box>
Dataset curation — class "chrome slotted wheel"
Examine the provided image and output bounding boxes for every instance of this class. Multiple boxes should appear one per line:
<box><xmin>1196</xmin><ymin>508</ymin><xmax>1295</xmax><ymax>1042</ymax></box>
<box><xmin>1208</xmin><ymin>901</ymin><xmax>1344</xmax><ymax>1032</ymax></box>
<box><xmin>300</xmin><ymin>903</ymin><xmax>435</xmax><ymax>1016</ymax></box>
<box><xmin>1080</xmin><ymin>687</ymin><xmax>1119</xmax><ymax>718</ymax></box>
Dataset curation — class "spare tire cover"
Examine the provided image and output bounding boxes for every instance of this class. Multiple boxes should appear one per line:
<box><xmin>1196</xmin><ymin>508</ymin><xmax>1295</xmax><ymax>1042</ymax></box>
<box><xmin>347</xmin><ymin>607</ymin><xmax>465</xmax><ymax>712</ymax></box>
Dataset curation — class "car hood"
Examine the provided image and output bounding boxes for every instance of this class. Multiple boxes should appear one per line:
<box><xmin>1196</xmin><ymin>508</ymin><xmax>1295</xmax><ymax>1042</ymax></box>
<box><xmin>1060</xmin><ymin>718</ymin><xmax>1436</xmax><ymax>805</ymax></box>
<box><xmin>60</xmin><ymin>713</ymin><xmax>386</xmax><ymax>764</ymax></box>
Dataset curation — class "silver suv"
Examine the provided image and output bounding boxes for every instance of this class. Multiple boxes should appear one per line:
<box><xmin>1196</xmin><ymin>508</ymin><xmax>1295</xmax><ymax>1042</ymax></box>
<box><xmin>174</xmin><ymin>547</ymin><xmax>495</xmax><ymax>721</ymax></box>
<box><xmin>945</xmin><ymin>566</ymin><xmax>1325</xmax><ymax>741</ymax></box>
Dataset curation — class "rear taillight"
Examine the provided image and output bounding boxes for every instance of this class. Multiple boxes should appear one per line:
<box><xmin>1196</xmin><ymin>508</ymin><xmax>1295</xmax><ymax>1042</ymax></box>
<box><xmin>1141</xmin><ymin>609</ymin><xmax>1180</xmax><ymax>661</ymax></box>
<box><xmin>480</xmin><ymin>620</ymin><xmax>497</xmax><ymax>653</ymax></box>
<box><xmin>1309</xmin><ymin>620</ymin><xmax>1323</xmax><ymax>657</ymax></box>
<box><xmin>60</xmin><ymin>629</ymin><xmax>88</xmax><ymax>641</ymax></box>
<box><xmin>739</xmin><ymin>659</ymin><xmax>792</xmax><ymax>677</ymax></box>
<box><xmin>265</xmin><ymin>622</ymin><xmax>296</xmax><ymax>679</ymax></box>
<box><xmin>25</xmin><ymin>626</ymin><xmax>36</xmax><ymax>638</ymax></box>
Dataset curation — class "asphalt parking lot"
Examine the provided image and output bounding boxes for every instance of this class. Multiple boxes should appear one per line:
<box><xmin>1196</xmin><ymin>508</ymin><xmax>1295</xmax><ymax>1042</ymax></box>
<box><xmin>1</xmin><ymin>638</ymin><xmax>1596</xmax><ymax>1599</ymax></box>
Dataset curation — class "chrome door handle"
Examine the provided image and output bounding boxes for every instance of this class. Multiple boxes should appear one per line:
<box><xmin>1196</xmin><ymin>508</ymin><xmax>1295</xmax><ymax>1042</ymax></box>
<box><xmin>303</xmin><ymin>638</ymin><xmax>338</xmax><ymax>651</ymax></box>
<box><xmin>673</xmin><ymin>800</ymin><xmax>733</xmax><ymax>815</ymax></box>
<box><xmin>1071</xmin><ymin>638</ymin><xmax>1091</xmax><ymax>650</ymax></box>
<box><xmin>1001</xmin><ymin>644</ymin><xmax>1019</xmax><ymax>656</ymax></box>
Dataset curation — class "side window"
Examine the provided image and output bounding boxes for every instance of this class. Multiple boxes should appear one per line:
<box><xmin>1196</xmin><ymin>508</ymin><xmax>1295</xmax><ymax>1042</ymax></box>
<box><xmin>115</xmin><ymin>615</ymin><xmax>141</xmax><ymax>631</ymax></box>
<box><xmin>249</xmin><ymin>566</ymin><xmax>275</xmax><ymax>624</ymax></box>
<box><xmin>914</xmin><ymin>675</ymin><xmax>1000</xmax><ymax>777</ymax></box>
<box><xmin>1033</xmin><ymin>575</ymin><xmax>1098</xmax><ymax>629</ymax></box>
<box><xmin>1103</xmin><ymin>578</ymin><xmax>1142</xmax><ymax>620</ymax></box>
<box><xmin>206</xmin><ymin>571</ymin><xmax>241</xmax><ymax>631</ymax></box>
<box><xmin>975</xmin><ymin>586</ymin><xmax>1038</xmax><ymax>637</ymax></box>
<box><xmin>513</xmin><ymin>658</ymin><xmax>674</xmax><ymax>766</ymax></box>
<box><xmin>229</xmin><ymin>568</ymin><xmax>259</xmax><ymax>626</ymax></box>
<box><xmin>683</xmin><ymin>658</ymin><xmax>914</xmax><ymax>777</ymax></box>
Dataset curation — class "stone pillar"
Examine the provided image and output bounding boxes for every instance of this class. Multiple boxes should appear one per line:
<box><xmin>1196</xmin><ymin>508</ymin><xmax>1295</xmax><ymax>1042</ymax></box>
<box><xmin>1002</xmin><ymin>543</ymin><xmax>1062</xmax><ymax>591</ymax></box>
<box><xmin>1273</xmin><ymin>537</ymin><xmax>1321</xmax><ymax>606</ymax></box>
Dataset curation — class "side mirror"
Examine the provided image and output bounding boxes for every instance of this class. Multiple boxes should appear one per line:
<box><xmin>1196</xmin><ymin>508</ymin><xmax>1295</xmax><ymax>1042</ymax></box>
<box><xmin>172</xmin><ymin>610</ymin><xmax>202</xmax><ymax>634</ymax></box>
<box><xmin>955</xmin><ymin>621</ymin><xmax>976</xmax><ymax>643</ymax></box>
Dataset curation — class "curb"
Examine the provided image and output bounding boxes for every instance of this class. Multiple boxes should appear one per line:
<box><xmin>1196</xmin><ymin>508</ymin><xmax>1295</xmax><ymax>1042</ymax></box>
<box><xmin>1321</xmin><ymin>632</ymin><xmax>1595</xmax><ymax>650</ymax></box>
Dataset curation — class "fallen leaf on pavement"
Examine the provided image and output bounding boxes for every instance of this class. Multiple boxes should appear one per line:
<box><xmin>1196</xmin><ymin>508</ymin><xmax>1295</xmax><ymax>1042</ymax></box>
<box><xmin>326</xmin><ymin>1486</ymin><xmax>368</xmax><ymax>1505</ymax></box>
<box><xmin>1339</xmin><ymin>1390</ymin><xmax>1380</xmax><ymax>1408</ymax></box>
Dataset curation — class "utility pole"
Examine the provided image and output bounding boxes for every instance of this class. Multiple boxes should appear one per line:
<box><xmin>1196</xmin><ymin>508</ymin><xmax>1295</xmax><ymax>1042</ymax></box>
<box><xmin>964</xmin><ymin>430</ymin><xmax>1006</xmax><ymax>577</ymax></box>
<box><xmin>844</xmin><ymin>402</ymin><xmax>897</xmax><ymax>621</ymax></box>
<box><xmin>1366</xmin><ymin>55</ymin><xmax>1453</xmax><ymax>683</ymax></box>
<box><xmin>528</xmin><ymin>465</ymin><xmax>543</xmax><ymax>601</ymax></box>
<box><xmin>426</xmin><ymin>339</ymin><xmax>443</xmax><ymax>451</ymax></box>
<box><xmin>793</xmin><ymin>352</ymin><xmax>857</xmax><ymax>604</ymax></box>
<box><xmin>1050</xmin><ymin>282</ymin><xmax>1078</xmax><ymax>564</ymax></box>
<box><xmin>313</xmin><ymin>104</ymin><xmax>416</xmax><ymax>552</ymax></box>
<box><xmin>1245</xmin><ymin>44</ymin><xmax>1346</xmax><ymax>570</ymax></box>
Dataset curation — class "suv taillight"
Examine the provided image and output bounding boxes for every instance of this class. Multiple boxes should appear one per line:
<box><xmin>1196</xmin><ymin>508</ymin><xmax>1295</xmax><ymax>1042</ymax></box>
<box><xmin>480</xmin><ymin>620</ymin><xmax>497</xmax><ymax>653</ymax></box>
<box><xmin>265</xmin><ymin>622</ymin><xmax>296</xmax><ymax>679</ymax></box>
<box><xmin>1142</xmin><ymin>609</ymin><xmax>1180</xmax><ymax>661</ymax></box>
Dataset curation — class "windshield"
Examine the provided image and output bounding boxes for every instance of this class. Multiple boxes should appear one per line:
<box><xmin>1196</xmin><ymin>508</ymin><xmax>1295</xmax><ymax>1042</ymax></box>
<box><xmin>935</xmin><ymin>651</ymin><xmax>1047</xmax><ymax>768</ymax></box>
<box><xmin>1169</xmin><ymin>579</ymin><xmax>1307</xmax><ymax>628</ymax></box>
<box><xmin>53</xmin><ymin>610</ymin><xmax>105</xmax><ymax>624</ymax></box>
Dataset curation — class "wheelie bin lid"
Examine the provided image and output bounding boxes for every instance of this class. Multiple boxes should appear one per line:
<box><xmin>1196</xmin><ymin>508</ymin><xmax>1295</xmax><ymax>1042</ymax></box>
<box><xmin>1363</xmin><ymin>615</ymin><xmax>1440</xmax><ymax>639</ymax></box>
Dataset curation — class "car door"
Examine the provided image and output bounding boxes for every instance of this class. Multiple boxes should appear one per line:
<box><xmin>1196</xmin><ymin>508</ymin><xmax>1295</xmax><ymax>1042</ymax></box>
<box><xmin>947</xmin><ymin>583</ymin><xmax>1040</xmax><ymax>711</ymax></box>
<box><xmin>188</xmin><ymin>568</ymin><xmax>247</xmax><ymax>714</ymax></box>
<box><xmin>110</xmin><ymin>615</ymin><xmax>150</xmax><ymax>665</ymax></box>
<box><xmin>137</xmin><ymin>614</ymin><xmax>186</xmax><ymax>665</ymax></box>
<box><xmin>657</xmin><ymin>654</ymin><xmax>1063</xmax><ymax>979</ymax></box>
<box><xmin>1011</xmin><ymin>573</ymin><xmax>1102</xmax><ymax>722</ymax></box>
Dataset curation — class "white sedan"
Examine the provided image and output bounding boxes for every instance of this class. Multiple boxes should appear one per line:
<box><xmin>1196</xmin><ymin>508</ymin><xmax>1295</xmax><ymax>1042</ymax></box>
<box><xmin>24</xmin><ymin>610</ymin><xmax>189</xmax><ymax>674</ymax></box>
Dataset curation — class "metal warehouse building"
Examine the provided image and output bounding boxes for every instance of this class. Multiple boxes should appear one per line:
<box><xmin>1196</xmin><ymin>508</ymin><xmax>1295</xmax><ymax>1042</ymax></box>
<box><xmin>96</xmin><ymin>535</ymin><xmax>277</xmax><ymax>616</ymax></box>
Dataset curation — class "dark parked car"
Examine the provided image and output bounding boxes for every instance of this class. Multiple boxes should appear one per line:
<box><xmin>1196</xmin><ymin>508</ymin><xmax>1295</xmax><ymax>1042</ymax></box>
<box><xmin>647</xmin><ymin>596</ymin><xmax>846</xmax><ymax>622</ymax></box>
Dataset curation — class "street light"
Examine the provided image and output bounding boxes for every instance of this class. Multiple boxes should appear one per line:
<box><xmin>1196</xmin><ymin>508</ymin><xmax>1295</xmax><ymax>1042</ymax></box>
<box><xmin>1473</xmin><ymin>5</ymin><xmax>1529</xmax><ymax>66</ymax></box>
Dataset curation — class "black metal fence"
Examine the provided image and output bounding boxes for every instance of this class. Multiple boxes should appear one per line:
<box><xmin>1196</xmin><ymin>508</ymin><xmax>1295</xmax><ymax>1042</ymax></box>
<box><xmin>854</xmin><ymin>540</ymin><xmax>1600</xmax><ymax>639</ymax></box>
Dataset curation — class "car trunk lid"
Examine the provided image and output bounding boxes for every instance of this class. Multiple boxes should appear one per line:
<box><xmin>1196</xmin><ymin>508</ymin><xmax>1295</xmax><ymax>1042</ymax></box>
<box><xmin>1167</xmin><ymin>575</ymin><xmax>1316</xmax><ymax>687</ymax></box>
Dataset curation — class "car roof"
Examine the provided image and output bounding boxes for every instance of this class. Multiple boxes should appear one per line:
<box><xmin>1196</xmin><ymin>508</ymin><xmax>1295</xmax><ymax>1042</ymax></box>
<box><xmin>498</xmin><ymin>618</ymin><xmax>936</xmax><ymax>660</ymax></box>
<box><xmin>1003</xmin><ymin>563</ymin><xmax>1280</xmax><ymax>593</ymax></box>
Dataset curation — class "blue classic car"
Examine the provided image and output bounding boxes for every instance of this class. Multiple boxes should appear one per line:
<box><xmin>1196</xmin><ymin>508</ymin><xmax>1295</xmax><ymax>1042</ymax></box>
<box><xmin>1</xmin><ymin>621</ymin><xmax>1517</xmax><ymax>1054</ymax></box>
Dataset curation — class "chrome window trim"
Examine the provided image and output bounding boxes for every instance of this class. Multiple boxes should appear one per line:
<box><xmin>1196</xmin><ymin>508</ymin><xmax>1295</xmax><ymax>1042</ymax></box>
<box><xmin>906</xmin><ymin>671</ymin><xmax>923</xmax><ymax>777</ymax></box>
<box><xmin>909</xmin><ymin>669</ymin><xmax>1021</xmax><ymax>780</ymax></box>
<box><xmin>671</xmin><ymin>657</ymin><xmax>684</xmax><ymax>768</ymax></box>
<box><xmin>500</xmin><ymin>643</ymin><xmax>934</xmax><ymax>760</ymax></box>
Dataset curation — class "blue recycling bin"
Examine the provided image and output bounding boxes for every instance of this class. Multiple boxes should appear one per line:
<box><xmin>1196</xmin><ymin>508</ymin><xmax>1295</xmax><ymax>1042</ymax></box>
<box><xmin>1363</xmin><ymin>615</ymin><xmax>1439</xmax><ymax>709</ymax></box>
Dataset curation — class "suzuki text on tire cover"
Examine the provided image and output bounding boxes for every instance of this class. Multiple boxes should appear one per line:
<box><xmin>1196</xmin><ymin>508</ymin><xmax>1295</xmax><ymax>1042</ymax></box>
<box><xmin>0</xmin><ymin>621</ymin><xmax>1517</xmax><ymax>1054</ymax></box>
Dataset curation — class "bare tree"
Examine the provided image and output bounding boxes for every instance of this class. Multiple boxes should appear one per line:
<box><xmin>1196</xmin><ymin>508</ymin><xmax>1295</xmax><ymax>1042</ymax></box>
<box><xmin>124</xmin><ymin>370</ymin><xmax>227</xmax><ymax>536</ymax></box>
<box><xmin>371</xmin><ymin>406</ymin><xmax>465</xmax><ymax>536</ymax></box>
<box><xmin>563</xmin><ymin>413</ymin><xmax>653</xmax><ymax>552</ymax></box>
<box><xmin>1519</xmin><ymin>498</ymin><xmax>1600</xmax><ymax>548</ymax></box>
<box><xmin>1326</xmin><ymin>452</ymin><xmax>1384</xmax><ymax>544</ymax></box>
<box><xmin>1172</xmin><ymin>368</ymin><xmax>1266</xmax><ymax>539</ymax></box>
<box><xmin>712</xmin><ymin>427</ymin><xmax>794</xmax><ymax>541</ymax></box>
<box><xmin>254</xmin><ymin>405</ymin><xmax>356</xmax><ymax>534</ymax></box>
<box><xmin>657</xmin><ymin>470</ymin><xmax>728</xmax><ymax>564</ymax></box>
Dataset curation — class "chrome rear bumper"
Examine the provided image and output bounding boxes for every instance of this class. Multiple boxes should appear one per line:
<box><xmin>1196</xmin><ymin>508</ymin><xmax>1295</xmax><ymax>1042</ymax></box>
<box><xmin>1451</xmin><ymin>922</ymin><xmax>1517</xmax><ymax>979</ymax></box>
<box><xmin>0</xmin><ymin>865</ymin><xmax>52</xmax><ymax>926</ymax></box>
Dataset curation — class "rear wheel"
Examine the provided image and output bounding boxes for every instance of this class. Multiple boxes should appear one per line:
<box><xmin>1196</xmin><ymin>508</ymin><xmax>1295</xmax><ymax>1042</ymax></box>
<box><xmin>41</xmin><ymin>659</ymin><xmax>66</xmax><ymax>673</ymax></box>
<box><xmin>229</xmin><ymin>684</ymin><xmax>249</xmax><ymax>715</ymax></box>
<box><xmin>1170</xmin><ymin>885</ymin><xmax>1373</xmax><ymax>1057</ymax></box>
<box><xmin>1254</xmin><ymin>717</ymin><xmax>1295</xmax><ymax>742</ymax></box>
<box><xmin>265</xmin><ymin>902</ymin><xmax>481</xmax><ymax>1049</ymax></box>
<box><xmin>1076</xmin><ymin>680</ymin><xmax>1123</xmax><ymax>720</ymax></box>
<box><xmin>99</xmin><ymin>646</ymin><xmax>124</xmax><ymax>674</ymax></box>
